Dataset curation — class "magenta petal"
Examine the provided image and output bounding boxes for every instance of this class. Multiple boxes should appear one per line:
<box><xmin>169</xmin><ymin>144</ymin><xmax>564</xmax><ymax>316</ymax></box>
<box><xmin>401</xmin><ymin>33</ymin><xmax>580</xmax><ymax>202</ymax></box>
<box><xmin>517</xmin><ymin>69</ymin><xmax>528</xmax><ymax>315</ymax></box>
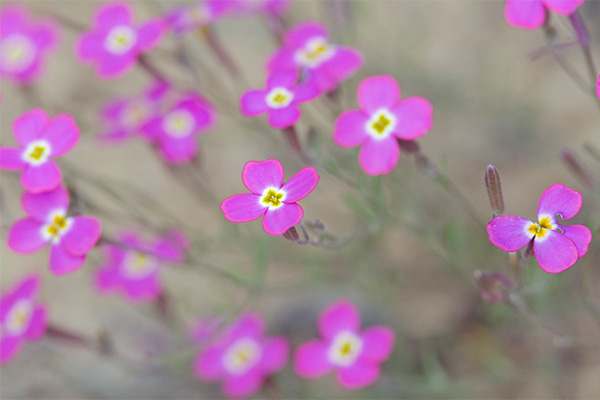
<box><xmin>229</xmin><ymin>312</ymin><xmax>266</xmax><ymax>340</ymax></box>
<box><xmin>267</xmin><ymin>70</ymin><xmax>298</xmax><ymax>90</ymax></box>
<box><xmin>124</xmin><ymin>276</ymin><xmax>161</xmax><ymax>301</ymax></box>
<box><xmin>194</xmin><ymin>346</ymin><xmax>225</xmax><ymax>380</ymax></box>
<box><xmin>13</xmin><ymin>108</ymin><xmax>49</xmax><ymax>146</ymax></box>
<box><xmin>49</xmin><ymin>244</ymin><xmax>86</xmax><ymax>275</ymax></box>
<box><xmin>22</xmin><ymin>185</ymin><xmax>69</xmax><ymax>220</ymax></box>
<box><xmin>0</xmin><ymin>6</ymin><xmax>26</xmax><ymax>37</ymax></box>
<box><xmin>0</xmin><ymin>336</ymin><xmax>22</xmax><ymax>365</ymax></box>
<box><xmin>293</xmin><ymin>82</ymin><xmax>320</xmax><ymax>103</ymax></box>
<box><xmin>76</xmin><ymin>31</ymin><xmax>105</xmax><ymax>61</ymax></box>
<box><xmin>487</xmin><ymin>215</ymin><xmax>534</xmax><ymax>252</ymax></box>
<box><xmin>5</xmin><ymin>275</ymin><xmax>40</xmax><ymax>302</ymax></box>
<box><xmin>8</xmin><ymin>218</ymin><xmax>47</xmax><ymax>253</ymax></box>
<box><xmin>267</xmin><ymin>106</ymin><xmax>301</xmax><ymax>129</ymax></box>
<box><xmin>223</xmin><ymin>371</ymin><xmax>263</xmax><ymax>399</ymax></box>
<box><xmin>95</xmin><ymin>267</ymin><xmax>119</xmax><ymax>292</ymax></box>
<box><xmin>262</xmin><ymin>203</ymin><xmax>303</xmax><ymax>235</ymax></box>
<box><xmin>42</xmin><ymin>114</ymin><xmax>80</xmax><ymax>156</ymax></box>
<box><xmin>543</xmin><ymin>0</ymin><xmax>584</xmax><ymax>14</ymax></box>
<box><xmin>60</xmin><ymin>216</ymin><xmax>102</xmax><ymax>256</ymax></box>
<box><xmin>0</xmin><ymin>148</ymin><xmax>26</xmax><ymax>170</ymax></box>
<box><xmin>558</xmin><ymin>224</ymin><xmax>592</xmax><ymax>258</ymax></box>
<box><xmin>267</xmin><ymin>49</ymin><xmax>296</xmax><ymax>72</ymax></box>
<box><xmin>240</xmin><ymin>90</ymin><xmax>269</xmax><ymax>117</ymax></box>
<box><xmin>241</xmin><ymin>159</ymin><xmax>284</xmax><ymax>194</ymax></box>
<box><xmin>159</xmin><ymin>135</ymin><xmax>198</xmax><ymax>164</ymax></box>
<box><xmin>294</xmin><ymin>339</ymin><xmax>332</xmax><ymax>378</ymax></box>
<box><xmin>260</xmin><ymin>336</ymin><xmax>289</xmax><ymax>373</ymax></box>
<box><xmin>318</xmin><ymin>300</ymin><xmax>361</xmax><ymax>338</ymax></box>
<box><xmin>357</xmin><ymin>75</ymin><xmax>399</xmax><ymax>115</ymax></box>
<box><xmin>323</xmin><ymin>46</ymin><xmax>363</xmax><ymax>82</ymax></box>
<box><xmin>285</xmin><ymin>21</ymin><xmax>328</xmax><ymax>48</ymax></box>
<box><xmin>505</xmin><ymin>0</ymin><xmax>546</xmax><ymax>30</ymax></box>
<box><xmin>333</xmin><ymin>109</ymin><xmax>369</xmax><ymax>147</ymax></box>
<box><xmin>280</xmin><ymin>166</ymin><xmax>319</xmax><ymax>203</ymax></box>
<box><xmin>21</xmin><ymin>160</ymin><xmax>62</xmax><ymax>194</ymax></box>
<box><xmin>391</xmin><ymin>97</ymin><xmax>433</xmax><ymax>140</ymax></box>
<box><xmin>537</xmin><ymin>183</ymin><xmax>582</xmax><ymax>220</ymax></box>
<box><xmin>337</xmin><ymin>360</ymin><xmax>381</xmax><ymax>390</ymax></box>
<box><xmin>221</xmin><ymin>193</ymin><xmax>267</xmax><ymax>223</ymax></box>
<box><xmin>136</xmin><ymin>19</ymin><xmax>166</xmax><ymax>51</ymax></box>
<box><xmin>360</xmin><ymin>326</ymin><xmax>395</xmax><ymax>362</ymax></box>
<box><xmin>24</xmin><ymin>305</ymin><xmax>47</xmax><ymax>340</ymax></box>
<box><xmin>98</xmin><ymin>53</ymin><xmax>135</xmax><ymax>78</ymax></box>
<box><xmin>95</xmin><ymin>2</ymin><xmax>133</xmax><ymax>29</ymax></box>
<box><xmin>31</xmin><ymin>20</ymin><xmax>59</xmax><ymax>49</ymax></box>
<box><xmin>358</xmin><ymin>137</ymin><xmax>400</xmax><ymax>176</ymax></box>
<box><xmin>533</xmin><ymin>230</ymin><xmax>579</xmax><ymax>273</ymax></box>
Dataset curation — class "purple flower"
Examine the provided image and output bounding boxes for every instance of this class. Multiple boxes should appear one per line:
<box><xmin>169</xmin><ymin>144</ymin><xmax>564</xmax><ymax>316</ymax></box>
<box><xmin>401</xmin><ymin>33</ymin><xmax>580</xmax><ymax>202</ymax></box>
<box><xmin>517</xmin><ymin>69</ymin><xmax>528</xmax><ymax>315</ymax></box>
<box><xmin>294</xmin><ymin>300</ymin><xmax>395</xmax><ymax>390</ymax></box>
<box><xmin>0</xmin><ymin>274</ymin><xmax>47</xmax><ymax>364</ymax></box>
<box><xmin>7</xmin><ymin>185</ymin><xmax>102</xmax><ymax>275</ymax></box>
<box><xmin>505</xmin><ymin>0</ymin><xmax>585</xmax><ymax>30</ymax></box>
<box><xmin>268</xmin><ymin>21</ymin><xmax>362</xmax><ymax>93</ymax></box>
<box><xmin>76</xmin><ymin>2</ymin><xmax>165</xmax><ymax>79</ymax></box>
<box><xmin>333</xmin><ymin>75</ymin><xmax>433</xmax><ymax>176</ymax></box>
<box><xmin>194</xmin><ymin>312</ymin><xmax>289</xmax><ymax>398</ymax></box>
<box><xmin>220</xmin><ymin>159</ymin><xmax>319</xmax><ymax>235</ymax></box>
<box><xmin>0</xmin><ymin>108</ymin><xmax>79</xmax><ymax>193</ymax></box>
<box><xmin>0</xmin><ymin>5</ymin><xmax>59</xmax><ymax>84</ymax></box>
<box><xmin>240</xmin><ymin>70</ymin><xmax>319</xmax><ymax>129</ymax></box>
<box><xmin>487</xmin><ymin>183</ymin><xmax>592</xmax><ymax>273</ymax></box>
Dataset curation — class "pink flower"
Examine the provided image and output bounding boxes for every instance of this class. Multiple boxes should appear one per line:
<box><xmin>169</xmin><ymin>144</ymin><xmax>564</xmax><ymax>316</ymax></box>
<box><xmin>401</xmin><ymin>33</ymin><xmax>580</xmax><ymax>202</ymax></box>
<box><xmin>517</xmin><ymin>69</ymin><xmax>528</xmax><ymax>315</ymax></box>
<box><xmin>95</xmin><ymin>230</ymin><xmax>187</xmax><ymax>302</ymax></box>
<box><xmin>596</xmin><ymin>74</ymin><xmax>599</xmax><ymax>99</ymax></box>
<box><xmin>333</xmin><ymin>75</ymin><xmax>433</xmax><ymax>176</ymax></box>
<box><xmin>504</xmin><ymin>0</ymin><xmax>585</xmax><ymax>30</ymax></box>
<box><xmin>227</xmin><ymin>0</ymin><xmax>290</xmax><ymax>16</ymax></box>
<box><xmin>0</xmin><ymin>274</ymin><xmax>47</xmax><ymax>364</ymax></box>
<box><xmin>294</xmin><ymin>300</ymin><xmax>395</xmax><ymax>390</ymax></box>
<box><xmin>142</xmin><ymin>93</ymin><xmax>216</xmax><ymax>164</ymax></box>
<box><xmin>194</xmin><ymin>312</ymin><xmax>289</xmax><ymax>398</ymax></box>
<box><xmin>7</xmin><ymin>185</ymin><xmax>102</xmax><ymax>275</ymax></box>
<box><xmin>76</xmin><ymin>2</ymin><xmax>165</xmax><ymax>79</ymax></box>
<box><xmin>268</xmin><ymin>21</ymin><xmax>362</xmax><ymax>93</ymax></box>
<box><xmin>240</xmin><ymin>70</ymin><xmax>319</xmax><ymax>129</ymax></box>
<box><xmin>487</xmin><ymin>183</ymin><xmax>592</xmax><ymax>273</ymax></box>
<box><xmin>167</xmin><ymin>0</ymin><xmax>232</xmax><ymax>34</ymax></box>
<box><xmin>220</xmin><ymin>159</ymin><xmax>319</xmax><ymax>235</ymax></box>
<box><xmin>0</xmin><ymin>5</ymin><xmax>59</xmax><ymax>84</ymax></box>
<box><xmin>189</xmin><ymin>317</ymin><xmax>221</xmax><ymax>345</ymax></box>
<box><xmin>0</xmin><ymin>108</ymin><xmax>79</xmax><ymax>193</ymax></box>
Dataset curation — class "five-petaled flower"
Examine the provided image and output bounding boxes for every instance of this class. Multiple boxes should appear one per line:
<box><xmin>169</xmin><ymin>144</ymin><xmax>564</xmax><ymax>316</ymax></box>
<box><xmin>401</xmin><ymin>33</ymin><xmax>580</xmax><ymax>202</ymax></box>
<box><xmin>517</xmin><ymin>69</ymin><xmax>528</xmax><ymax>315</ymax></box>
<box><xmin>76</xmin><ymin>1</ymin><xmax>165</xmax><ymax>78</ymax></box>
<box><xmin>0</xmin><ymin>274</ymin><xmax>47</xmax><ymax>365</ymax></box>
<box><xmin>504</xmin><ymin>0</ymin><xmax>585</xmax><ymax>30</ymax></box>
<box><xmin>0</xmin><ymin>108</ymin><xmax>79</xmax><ymax>193</ymax></box>
<box><xmin>240</xmin><ymin>70</ymin><xmax>319</xmax><ymax>129</ymax></box>
<box><xmin>295</xmin><ymin>300</ymin><xmax>395</xmax><ymax>390</ymax></box>
<box><xmin>220</xmin><ymin>159</ymin><xmax>319</xmax><ymax>235</ymax></box>
<box><xmin>194</xmin><ymin>312</ymin><xmax>289</xmax><ymax>399</ymax></box>
<box><xmin>333</xmin><ymin>75</ymin><xmax>433</xmax><ymax>176</ymax></box>
<box><xmin>487</xmin><ymin>183</ymin><xmax>592</xmax><ymax>273</ymax></box>
<box><xmin>0</xmin><ymin>5</ymin><xmax>59</xmax><ymax>84</ymax></box>
<box><xmin>7</xmin><ymin>185</ymin><xmax>102</xmax><ymax>275</ymax></box>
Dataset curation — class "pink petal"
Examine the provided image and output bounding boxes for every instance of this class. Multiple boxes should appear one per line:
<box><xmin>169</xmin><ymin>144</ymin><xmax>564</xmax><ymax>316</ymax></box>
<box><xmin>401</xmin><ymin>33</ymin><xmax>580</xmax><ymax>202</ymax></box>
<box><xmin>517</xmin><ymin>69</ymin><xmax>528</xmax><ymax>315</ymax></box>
<box><xmin>141</xmin><ymin>116</ymin><xmax>163</xmax><ymax>140</ymax></box>
<box><xmin>136</xmin><ymin>19</ymin><xmax>166</xmax><ymax>51</ymax></box>
<box><xmin>358</xmin><ymin>137</ymin><xmax>400</xmax><ymax>176</ymax></box>
<box><xmin>153</xmin><ymin>236</ymin><xmax>185</xmax><ymax>263</ymax></box>
<box><xmin>357</xmin><ymin>75</ymin><xmax>399</xmax><ymax>115</ymax></box>
<box><xmin>487</xmin><ymin>216</ymin><xmax>534</xmax><ymax>252</ymax></box>
<box><xmin>322</xmin><ymin>46</ymin><xmax>363</xmax><ymax>83</ymax></box>
<box><xmin>76</xmin><ymin>31</ymin><xmax>105</xmax><ymax>62</ymax></box>
<box><xmin>4</xmin><ymin>275</ymin><xmax>40</xmax><ymax>302</ymax></box>
<box><xmin>7</xmin><ymin>218</ymin><xmax>47</xmax><ymax>253</ymax></box>
<box><xmin>241</xmin><ymin>159</ymin><xmax>284</xmax><ymax>194</ymax></box>
<box><xmin>221</xmin><ymin>193</ymin><xmax>267</xmax><ymax>223</ymax></box>
<box><xmin>94</xmin><ymin>266</ymin><xmax>120</xmax><ymax>292</ymax></box>
<box><xmin>267</xmin><ymin>49</ymin><xmax>296</xmax><ymax>72</ymax></box>
<box><xmin>0</xmin><ymin>6</ymin><xmax>26</xmax><ymax>37</ymax></box>
<box><xmin>318</xmin><ymin>300</ymin><xmax>361</xmax><ymax>339</ymax></box>
<box><xmin>42</xmin><ymin>114</ymin><xmax>80</xmax><ymax>156</ymax></box>
<box><xmin>391</xmin><ymin>97</ymin><xmax>433</xmax><ymax>140</ymax></box>
<box><xmin>504</xmin><ymin>0</ymin><xmax>546</xmax><ymax>30</ymax></box>
<box><xmin>533</xmin><ymin>230</ymin><xmax>579</xmax><ymax>273</ymax></box>
<box><xmin>267</xmin><ymin>106</ymin><xmax>301</xmax><ymax>129</ymax></box>
<box><xmin>159</xmin><ymin>135</ymin><xmax>198</xmax><ymax>164</ymax></box>
<box><xmin>294</xmin><ymin>339</ymin><xmax>333</xmax><ymax>378</ymax></box>
<box><xmin>0</xmin><ymin>336</ymin><xmax>22</xmax><ymax>365</ymax></box>
<box><xmin>337</xmin><ymin>359</ymin><xmax>381</xmax><ymax>390</ymax></box>
<box><xmin>262</xmin><ymin>203</ymin><xmax>303</xmax><ymax>235</ymax></box>
<box><xmin>537</xmin><ymin>183</ymin><xmax>582</xmax><ymax>220</ymax></box>
<box><xmin>360</xmin><ymin>326</ymin><xmax>395</xmax><ymax>362</ymax></box>
<box><xmin>95</xmin><ymin>2</ymin><xmax>132</xmax><ymax>29</ymax></box>
<box><xmin>333</xmin><ymin>109</ymin><xmax>369</xmax><ymax>147</ymax></box>
<box><xmin>13</xmin><ymin>108</ymin><xmax>49</xmax><ymax>146</ymax></box>
<box><xmin>284</xmin><ymin>21</ymin><xmax>328</xmax><ymax>48</ymax></box>
<box><xmin>21</xmin><ymin>160</ymin><xmax>62</xmax><ymax>193</ymax></box>
<box><xmin>240</xmin><ymin>90</ymin><xmax>269</xmax><ymax>117</ymax></box>
<box><xmin>49</xmin><ymin>244</ymin><xmax>86</xmax><ymax>275</ymax></box>
<box><xmin>24</xmin><ymin>305</ymin><xmax>47</xmax><ymax>340</ymax></box>
<box><xmin>31</xmin><ymin>19</ymin><xmax>59</xmax><ymax>50</ymax></box>
<box><xmin>194</xmin><ymin>346</ymin><xmax>225</xmax><ymax>380</ymax></box>
<box><xmin>293</xmin><ymin>82</ymin><xmax>320</xmax><ymax>103</ymax></box>
<box><xmin>223</xmin><ymin>370</ymin><xmax>263</xmax><ymax>399</ymax></box>
<box><xmin>228</xmin><ymin>312</ymin><xmax>266</xmax><ymax>340</ymax></box>
<box><xmin>267</xmin><ymin>70</ymin><xmax>298</xmax><ymax>90</ymax></box>
<box><xmin>60</xmin><ymin>216</ymin><xmax>102</xmax><ymax>256</ymax></box>
<box><xmin>558</xmin><ymin>224</ymin><xmax>592</xmax><ymax>258</ymax></box>
<box><xmin>124</xmin><ymin>276</ymin><xmax>162</xmax><ymax>301</ymax></box>
<box><xmin>280</xmin><ymin>166</ymin><xmax>319</xmax><ymax>203</ymax></box>
<box><xmin>98</xmin><ymin>53</ymin><xmax>135</xmax><ymax>79</ymax></box>
<box><xmin>22</xmin><ymin>185</ymin><xmax>69</xmax><ymax>220</ymax></box>
<box><xmin>260</xmin><ymin>336</ymin><xmax>289</xmax><ymax>373</ymax></box>
<box><xmin>0</xmin><ymin>148</ymin><xmax>26</xmax><ymax>170</ymax></box>
<box><xmin>542</xmin><ymin>0</ymin><xmax>584</xmax><ymax>14</ymax></box>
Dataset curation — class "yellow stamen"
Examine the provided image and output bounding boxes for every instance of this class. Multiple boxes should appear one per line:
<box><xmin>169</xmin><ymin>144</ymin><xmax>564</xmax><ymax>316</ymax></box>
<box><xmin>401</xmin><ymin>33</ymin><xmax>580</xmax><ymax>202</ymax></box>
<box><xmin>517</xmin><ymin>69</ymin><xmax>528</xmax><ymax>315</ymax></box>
<box><xmin>372</xmin><ymin>114</ymin><xmax>391</xmax><ymax>135</ymax></box>
<box><xmin>262</xmin><ymin>189</ymin><xmax>283</xmax><ymax>207</ymax></box>
<box><xmin>340</xmin><ymin>342</ymin><xmax>352</xmax><ymax>356</ymax></box>
<box><xmin>528</xmin><ymin>217</ymin><xmax>553</xmax><ymax>238</ymax></box>
<box><xmin>272</xmin><ymin>93</ymin><xmax>287</xmax><ymax>104</ymax></box>
<box><xmin>29</xmin><ymin>146</ymin><xmax>45</xmax><ymax>160</ymax></box>
<box><xmin>47</xmin><ymin>216</ymin><xmax>67</xmax><ymax>237</ymax></box>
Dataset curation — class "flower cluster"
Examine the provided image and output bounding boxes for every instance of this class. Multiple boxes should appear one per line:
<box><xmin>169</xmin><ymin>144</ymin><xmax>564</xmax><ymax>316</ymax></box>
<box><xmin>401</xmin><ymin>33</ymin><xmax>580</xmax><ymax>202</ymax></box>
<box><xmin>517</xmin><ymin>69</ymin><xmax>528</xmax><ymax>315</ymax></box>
<box><xmin>504</xmin><ymin>0</ymin><xmax>585</xmax><ymax>30</ymax></box>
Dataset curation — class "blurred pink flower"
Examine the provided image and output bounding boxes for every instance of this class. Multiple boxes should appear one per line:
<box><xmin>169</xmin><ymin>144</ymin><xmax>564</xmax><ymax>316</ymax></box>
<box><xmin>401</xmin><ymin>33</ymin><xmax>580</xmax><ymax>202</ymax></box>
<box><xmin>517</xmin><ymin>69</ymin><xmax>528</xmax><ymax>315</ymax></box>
<box><xmin>220</xmin><ymin>159</ymin><xmax>319</xmax><ymax>235</ymax></box>
<box><xmin>0</xmin><ymin>5</ymin><xmax>59</xmax><ymax>84</ymax></box>
<box><xmin>76</xmin><ymin>2</ymin><xmax>165</xmax><ymax>79</ymax></box>
<box><xmin>268</xmin><ymin>21</ymin><xmax>362</xmax><ymax>93</ymax></box>
<box><xmin>504</xmin><ymin>0</ymin><xmax>585</xmax><ymax>30</ymax></box>
<box><xmin>189</xmin><ymin>317</ymin><xmax>222</xmax><ymax>345</ymax></box>
<box><xmin>487</xmin><ymin>183</ymin><xmax>592</xmax><ymax>273</ymax></box>
<box><xmin>7</xmin><ymin>185</ymin><xmax>102</xmax><ymax>275</ymax></box>
<box><xmin>142</xmin><ymin>92</ymin><xmax>216</xmax><ymax>164</ymax></box>
<box><xmin>95</xmin><ymin>230</ymin><xmax>188</xmax><ymax>302</ymax></box>
<box><xmin>0</xmin><ymin>108</ymin><xmax>79</xmax><ymax>193</ymax></box>
<box><xmin>0</xmin><ymin>274</ymin><xmax>47</xmax><ymax>364</ymax></box>
<box><xmin>596</xmin><ymin>74</ymin><xmax>599</xmax><ymax>99</ymax></box>
<box><xmin>295</xmin><ymin>300</ymin><xmax>395</xmax><ymax>390</ymax></box>
<box><xmin>227</xmin><ymin>0</ymin><xmax>290</xmax><ymax>16</ymax></box>
<box><xmin>240</xmin><ymin>70</ymin><xmax>319</xmax><ymax>128</ymax></box>
<box><xmin>194</xmin><ymin>312</ymin><xmax>289</xmax><ymax>398</ymax></box>
<box><xmin>167</xmin><ymin>0</ymin><xmax>233</xmax><ymax>34</ymax></box>
<box><xmin>333</xmin><ymin>75</ymin><xmax>433</xmax><ymax>176</ymax></box>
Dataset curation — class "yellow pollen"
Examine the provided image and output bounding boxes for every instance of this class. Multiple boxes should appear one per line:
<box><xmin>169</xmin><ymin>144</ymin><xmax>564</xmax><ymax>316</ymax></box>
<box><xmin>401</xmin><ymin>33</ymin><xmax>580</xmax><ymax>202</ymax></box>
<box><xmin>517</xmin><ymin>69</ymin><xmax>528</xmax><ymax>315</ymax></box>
<box><xmin>340</xmin><ymin>342</ymin><xmax>352</xmax><ymax>356</ymax></box>
<box><xmin>116</xmin><ymin>35</ymin><xmax>127</xmax><ymax>45</ymax></box>
<box><xmin>132</xmin><ymin>253</ymin><xmax>148</xmax><ymax>270</ymax></box>
<box><xmin>9</xmin><ymin>47</ymin><xmax>24</xmax><ymax>61</ymax></box>
<box><xmin>29</xmin><ymin>146</ymin><xmax>45</xmax><ymax>160</ymax></box>
<box><xmin>372</xmin><ymin>114</ymin><xmax>391</xmax><ymax>135</ymax></box>
<box><xmin>528</xmin><ymin>217</ymin><xmax>553</xmax><ymax>238</ymax></box>
<box><xmin>272</xmin><ymin>93</ymin><xmax>287</xmax><ymax>104</ymax></box>
<box><xmin>47</xmin><ymin>215</ymin><xmax>67</xmax><ymax>237</ymax></box>
<box><xmin>305</xmin><ymin>44</ymin><xmax>328</xmax><ymax>60</ymax></box>
<box><xmin>235</xmin><ymin>349</ymin><xmax>250</xmax><ymax>365</ymax></box>
<box><xmin>262</xmin><ymin>189</ymin><xmax>283</xmax><ymax>207</ymax></box>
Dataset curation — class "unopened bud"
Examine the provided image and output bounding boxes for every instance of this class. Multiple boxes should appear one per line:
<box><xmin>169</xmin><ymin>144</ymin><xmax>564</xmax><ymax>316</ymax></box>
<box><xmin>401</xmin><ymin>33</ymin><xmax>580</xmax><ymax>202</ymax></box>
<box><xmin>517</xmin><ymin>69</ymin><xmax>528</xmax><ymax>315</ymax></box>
<box><xmin>283</xmin><ymin>227</ymin><xmax>300</xmax><ymax>242</ymax></box>
<box><xmin>485</xmin><ymin>165</ymin><xmax>504</xmax><ymax>217</ymax></box>
<box><xmin>397</xmin><ymin>139</ymin><xmax>420</xmax><ymax>154</ymax></box>
<box><xmin>523</xmin><ymin>240</ymin><xmax>535</xmax><ymax>259</ymax></box>
<box><xmin>312</xmin><ymin>219</ymin><xmax>326</xmax><ymax>234</ymax></box>
<box><xmin>474</xmin><ymin>270</ymin><xmax>512</xmax><ymax>303</ymax></box>
<box><xmin>560</xmin><ymin>149</ymin><xmax>597</xmax><ymax>189</ymax></box>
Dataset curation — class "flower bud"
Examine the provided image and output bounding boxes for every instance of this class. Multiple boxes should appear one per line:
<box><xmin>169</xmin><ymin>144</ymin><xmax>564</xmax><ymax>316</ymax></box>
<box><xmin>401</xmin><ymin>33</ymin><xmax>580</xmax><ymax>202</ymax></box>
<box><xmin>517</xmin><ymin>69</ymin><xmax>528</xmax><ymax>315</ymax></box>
<box><xmin>474</xmin><ymin>270</ymin><xmax>512</xmax><ymax>303</ymax></box>
<box><xmin>485</xmin><ymin>165</ymin><xmax>504</xmax><ymax>217</ymax></box>
<box><xmin>283</xmin><ymin>226</ymin><xmax>300</xmax><ymax>242</ymax></box>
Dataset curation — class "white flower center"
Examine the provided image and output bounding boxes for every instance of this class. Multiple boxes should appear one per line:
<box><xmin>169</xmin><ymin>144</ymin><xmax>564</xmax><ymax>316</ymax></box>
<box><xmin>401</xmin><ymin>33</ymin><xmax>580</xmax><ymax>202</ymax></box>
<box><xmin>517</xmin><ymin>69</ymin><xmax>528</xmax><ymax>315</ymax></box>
<box><xmin>294</xmin><ymin>37</ymin><xmax>335</xmax><ymax>69</ymax></box>
<box><xmin>265</xmin><ymin>87</ymin><xmax>294</xmax><ymax>109</ymax></box>
<box><xmin>223</xmin><ymin>338</ymin><xmax>261</xmax><ymax>375</ymax></box>
<box><xmin>163</xmin><ymin>110</ymin><xmax>195</xmax><ymax>138</ymax></box>
<box><xmin>104</xmin><ymin>25</ymin><xmax>137</xmax><ymax>55</ymax></box>
<box><xmin>365</xmin><ymin>109</ymin><xmax>397</xmax><ymax>139</ymax></box>
<box><xmin>41</xmin><ymin>210</ymin><xmax>72</xmax><ymax>244</ymax></box>
<box><xmin>122</xmin><ymin>251</ymin><xmax>159</xmax><ymax>279</ymax></box>
<box><xmin>328</xmin><ymin>331</ymin><xmax>363</xmax><ymax>367</ymax></box>
<box><xmin>4</xmin><ymin>300</ymin><xmax>33</xmax><ymax>336</ymax></box>
<box><xmin>260</xmin><ymin>187</ymin><xmax>286</xmax><ymax>208</ymax></box>
<box><xmin>0</xmin><ymin>34</ymin><xmax>36</xmax><ymax>73</ymax></box>
<box><xmin>22</xmin><ymin>140</ymin><xmax>52</xmax><ymax>166</ymax></box>
<box><xmin>120</xmin><ymin>99</ymin><xmax>152</xmax><ymax>128</ymax></box>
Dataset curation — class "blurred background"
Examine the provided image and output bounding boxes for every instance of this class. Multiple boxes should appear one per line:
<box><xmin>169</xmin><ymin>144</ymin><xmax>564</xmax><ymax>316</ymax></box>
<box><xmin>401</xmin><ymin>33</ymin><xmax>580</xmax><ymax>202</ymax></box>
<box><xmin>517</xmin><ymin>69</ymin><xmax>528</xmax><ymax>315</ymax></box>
<box><xmin>1</xmin><ymin>0</ymin><xmax>599</xmax><ymax>398</ymax></box>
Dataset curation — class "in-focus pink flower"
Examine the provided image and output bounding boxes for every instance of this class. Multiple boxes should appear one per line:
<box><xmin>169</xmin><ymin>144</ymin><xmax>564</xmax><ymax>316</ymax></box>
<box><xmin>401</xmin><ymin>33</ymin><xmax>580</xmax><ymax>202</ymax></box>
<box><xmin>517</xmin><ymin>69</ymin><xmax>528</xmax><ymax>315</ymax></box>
<box><xmin>0</xmin><ymin>108</ymin><xmax>79</xmax><ymax>193</ymax></box>
<box><xmin>240</xmin><ymin>70</ymin><xmax>319</xmax><ymax>129</ymax></box>
<box><xmin>76</xmin><ymin>2</ymin><xmax>165</xmax><ymax>78</ymax></box>
<box><xmin>194</xmin><ymin>312</ymin><xmax>289</xmax><ymax>398</ymax></box>
<box><xmin>268</xmin><ymin>21</ymin><xmax>362</xmax><ymax>93</ymax></box>
<box><xmin>333</xmin><ymin>75</ymin><xmax>433</xmax><ymax>176</ymax></box>
<box><xmin>7</xmin><ymin>185</ymin><xmax>102</xmax><ymax>275</ymax></box>
<box><xmin>95</xmin><ymin>230</ymin><xmax>187</xmax><ymax>302</ymax></box>
<box><xmin>295</xmin><ymin>300</ymin><xmax>395</xmax><ymax>390</ymax></box>
<box><xmin>0</xmin><ymin>274</ymin><xmax>47</xmax><ymax>364</ymax></box>
<box><xmin>220</xmin><ymin>159</ymin><xmax>319</xmax><ymax>235</ymax></box>
<box><xmin>504</xmin><ymin>0</ymin><xmax>585</xmax><ymax>30</ymax></box>
<box><xmin>167</xmin><ymin>0</ymin><xmax>233</xmax><ymax>34</ymax></box>
<box><xmin>487</xmin><ymin>183</ymin><xmax>592</xmax><ymax>273</ymax></box>
<box><xmin>0</xmin><ymin>5</ymin><xmax>59</xmax><ymax>84</ymax></box>
<box><xmin>142</xmin><ymin>93</ymin><xmax>216</xmax><ymax>164</ymax></box>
